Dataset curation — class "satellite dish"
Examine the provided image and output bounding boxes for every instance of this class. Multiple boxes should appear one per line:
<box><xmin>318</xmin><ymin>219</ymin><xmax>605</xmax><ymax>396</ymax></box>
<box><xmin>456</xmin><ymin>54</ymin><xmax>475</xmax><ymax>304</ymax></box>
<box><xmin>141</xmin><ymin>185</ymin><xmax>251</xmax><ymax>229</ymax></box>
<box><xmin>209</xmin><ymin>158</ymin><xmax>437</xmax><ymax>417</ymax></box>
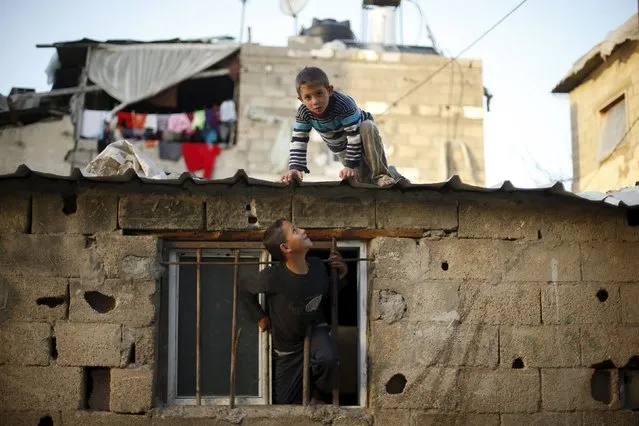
<box><xmin>279</xmin><ymin>0</ymin><xmax>310</xmax><ymax>34</ymax></box>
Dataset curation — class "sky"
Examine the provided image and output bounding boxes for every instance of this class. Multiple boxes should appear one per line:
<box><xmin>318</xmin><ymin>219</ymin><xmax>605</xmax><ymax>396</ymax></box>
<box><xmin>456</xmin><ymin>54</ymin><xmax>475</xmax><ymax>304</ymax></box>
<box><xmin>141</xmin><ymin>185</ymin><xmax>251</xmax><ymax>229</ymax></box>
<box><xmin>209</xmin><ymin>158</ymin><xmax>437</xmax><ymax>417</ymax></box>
<box><xmin>1</xmin><ymin>0</ymin><xmax>637</xmax><ymax>188</ymax></box>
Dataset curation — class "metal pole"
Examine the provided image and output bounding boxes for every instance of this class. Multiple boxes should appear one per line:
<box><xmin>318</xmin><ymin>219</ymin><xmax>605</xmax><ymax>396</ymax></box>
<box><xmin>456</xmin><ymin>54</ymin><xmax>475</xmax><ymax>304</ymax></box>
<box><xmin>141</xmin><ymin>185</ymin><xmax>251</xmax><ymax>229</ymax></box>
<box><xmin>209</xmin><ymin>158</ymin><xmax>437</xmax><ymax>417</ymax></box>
<box><xmin>70</xmin><ymin>46</ymin><xmax>91</xmax><ymax>174</ymax></box>
<box><xmin>162</xmin><ymin>258</ymin><xmax>371</xmax><ymax>267</ymax></box>
<box><xmin>196</xmin><ymin>248</ymin><xmax>202</xmax><ymax>405</ymax></box>
<box><xmin>239</xmin><ymin>0</ymin><xmax>247</xmax><ymax>43</ymax></box>
<box><xmin>303</xmin><ymin>326</ymin><xmax>311</xmax><ymax>406</ymax></box>
<box><xmin>229</xmin><ymin>250</ymin><xmax>240</xmax><ymax>408</ymax></box>
<box><xmin>330</xmin><ymin>238</ymin><xmax>340</xmax><ymax>406</ymax></box>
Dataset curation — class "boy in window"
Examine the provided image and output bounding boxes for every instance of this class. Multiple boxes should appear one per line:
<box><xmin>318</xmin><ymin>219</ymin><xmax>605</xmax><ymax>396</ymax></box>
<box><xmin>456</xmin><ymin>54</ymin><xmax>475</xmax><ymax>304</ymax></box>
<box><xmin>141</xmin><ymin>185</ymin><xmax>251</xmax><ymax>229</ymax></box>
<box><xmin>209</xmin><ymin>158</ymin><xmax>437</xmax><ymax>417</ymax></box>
<box><xmin>240</xmin><ymin>219</ymin><xmax>347</xmax><ymax>404</ymax></box>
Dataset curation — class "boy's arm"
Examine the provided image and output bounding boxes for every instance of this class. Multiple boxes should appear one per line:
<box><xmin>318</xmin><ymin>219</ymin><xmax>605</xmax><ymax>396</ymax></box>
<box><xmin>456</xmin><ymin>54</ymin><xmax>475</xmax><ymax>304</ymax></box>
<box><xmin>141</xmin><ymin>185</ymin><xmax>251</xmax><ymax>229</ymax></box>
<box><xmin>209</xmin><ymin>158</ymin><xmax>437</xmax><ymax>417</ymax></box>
<box><xmin>289</xmin><ymin>108</ymin><xmax>312</xmax><ymax>173</ymax></box>
<box><xmin>341</xmin><ymin>100</ymin><xmax>364</xmax><ymax>169</ymax></box>
<box><xmin>239</xmin><ymin>269</ymin><xmax>274</xmax><ymax>324</ymax></box>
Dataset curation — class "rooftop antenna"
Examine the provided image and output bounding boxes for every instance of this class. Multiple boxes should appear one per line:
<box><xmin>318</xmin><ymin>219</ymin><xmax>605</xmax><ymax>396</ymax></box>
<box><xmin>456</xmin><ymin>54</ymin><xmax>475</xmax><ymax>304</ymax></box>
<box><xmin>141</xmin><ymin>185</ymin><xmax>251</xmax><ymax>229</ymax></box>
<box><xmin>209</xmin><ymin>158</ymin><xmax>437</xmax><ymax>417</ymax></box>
<box><xmin>279</xmin><ymin>0</ymin><xmax>310</xmax><ymax>35</ymax></box>
<box><xmin>239</xmin><ymin>0</ymin><xmax>248</xmax><ymax>43</ymax></box>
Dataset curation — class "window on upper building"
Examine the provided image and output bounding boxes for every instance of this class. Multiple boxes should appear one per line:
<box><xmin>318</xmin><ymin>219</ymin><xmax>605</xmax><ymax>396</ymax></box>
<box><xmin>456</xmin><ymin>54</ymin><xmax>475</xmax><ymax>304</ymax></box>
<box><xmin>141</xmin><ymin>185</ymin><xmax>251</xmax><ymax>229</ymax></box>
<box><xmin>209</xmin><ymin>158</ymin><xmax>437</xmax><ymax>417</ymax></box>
<box><xmin>597</xmin><ymin>95</ymin><xmax>627</xmax><ymax>162</ymax></box>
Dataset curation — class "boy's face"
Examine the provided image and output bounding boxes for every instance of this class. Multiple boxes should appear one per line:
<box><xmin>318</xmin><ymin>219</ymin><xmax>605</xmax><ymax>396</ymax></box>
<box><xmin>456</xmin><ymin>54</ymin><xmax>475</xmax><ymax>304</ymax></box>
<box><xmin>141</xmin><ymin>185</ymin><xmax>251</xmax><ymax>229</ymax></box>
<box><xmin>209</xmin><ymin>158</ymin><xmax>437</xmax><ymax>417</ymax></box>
<box><xmin>279</xmin><ymin>220</ymin><xmax>313</xmax><ymax>258</ymax></box>
<box><xmin>298</xmin><ymin>83</ymin><xmax>333</xmax><ymax>116</ymax></box>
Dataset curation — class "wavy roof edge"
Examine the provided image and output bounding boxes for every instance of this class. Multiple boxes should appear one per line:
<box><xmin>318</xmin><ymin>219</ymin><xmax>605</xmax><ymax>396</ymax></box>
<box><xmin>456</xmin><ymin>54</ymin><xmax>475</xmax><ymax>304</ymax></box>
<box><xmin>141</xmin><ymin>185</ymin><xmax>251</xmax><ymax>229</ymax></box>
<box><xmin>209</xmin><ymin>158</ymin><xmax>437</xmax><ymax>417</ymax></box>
<box><xmin>1</xmin><ymin>165</ymin><xmax>637</xmax><ymax>209</ymax></box>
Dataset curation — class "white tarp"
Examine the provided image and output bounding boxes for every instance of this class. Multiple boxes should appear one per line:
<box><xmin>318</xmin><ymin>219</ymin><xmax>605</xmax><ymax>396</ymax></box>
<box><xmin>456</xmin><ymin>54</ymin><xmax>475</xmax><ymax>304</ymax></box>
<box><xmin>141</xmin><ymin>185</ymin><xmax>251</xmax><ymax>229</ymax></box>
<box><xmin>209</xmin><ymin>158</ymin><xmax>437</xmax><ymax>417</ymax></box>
<box><xmin>82</xmin><ymin>140</ymin><xmax>171</xmax><ymax>179</ymax></box>
<box><xmin>87</xmin><ymin>43</ymin><xmax>239</xmax><ymax>111</ymax></box>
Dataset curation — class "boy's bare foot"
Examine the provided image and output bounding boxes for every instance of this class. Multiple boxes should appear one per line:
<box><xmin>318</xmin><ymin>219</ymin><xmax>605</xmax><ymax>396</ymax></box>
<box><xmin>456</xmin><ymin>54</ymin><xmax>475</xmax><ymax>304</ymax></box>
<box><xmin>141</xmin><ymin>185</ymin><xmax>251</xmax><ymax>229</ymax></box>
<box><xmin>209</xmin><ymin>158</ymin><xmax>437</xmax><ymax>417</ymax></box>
<box><xmin>376</xmin><ymin>175</ymin><xmax>396</xmax><ymax>187</ymax></box>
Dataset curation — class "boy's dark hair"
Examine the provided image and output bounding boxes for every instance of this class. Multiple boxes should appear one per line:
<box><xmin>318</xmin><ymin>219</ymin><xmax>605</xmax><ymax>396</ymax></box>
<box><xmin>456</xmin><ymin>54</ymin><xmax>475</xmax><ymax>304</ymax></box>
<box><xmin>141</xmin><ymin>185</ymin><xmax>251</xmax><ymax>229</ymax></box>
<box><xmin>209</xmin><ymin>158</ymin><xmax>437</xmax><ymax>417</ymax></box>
<box><xmin>263</xmin><ymin>218</ymin><xmax>288</xmax><ymax>262</ymax></box>
<box><xmin>295</xmin><ymin>67</ymin><xmax>330</xmax><ymax>94</ymax></box>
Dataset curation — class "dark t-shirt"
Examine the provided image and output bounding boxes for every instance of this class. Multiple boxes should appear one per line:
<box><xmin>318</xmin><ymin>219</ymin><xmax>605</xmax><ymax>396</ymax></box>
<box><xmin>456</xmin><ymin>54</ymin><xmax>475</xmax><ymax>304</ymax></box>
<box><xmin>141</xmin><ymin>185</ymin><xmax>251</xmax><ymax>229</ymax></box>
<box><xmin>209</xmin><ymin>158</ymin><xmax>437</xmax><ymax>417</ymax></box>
<box><xmin>239</xmin><ymin>257</ymin><xmax>330</xmax><ymax>353</ymax></box>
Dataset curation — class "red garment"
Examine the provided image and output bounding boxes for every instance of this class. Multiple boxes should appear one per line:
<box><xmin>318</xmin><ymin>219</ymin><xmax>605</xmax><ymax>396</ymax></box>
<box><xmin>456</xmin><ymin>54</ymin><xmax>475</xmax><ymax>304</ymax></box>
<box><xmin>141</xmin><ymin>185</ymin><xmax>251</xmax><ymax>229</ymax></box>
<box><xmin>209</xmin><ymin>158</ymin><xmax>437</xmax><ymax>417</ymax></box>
<box><xmin>181</xmin><ymin>143</ymin><xmax>221</xmax><ymax>179</ymax></box>
<box><xmin>117</xmin><ymin>112</ymin><xmax>133</xmax><ymax>128</ymax></box>
<box><xmin>132</xmin><ymin>113</ymin><xmax>147</xmax><ymax>129</ymax></box>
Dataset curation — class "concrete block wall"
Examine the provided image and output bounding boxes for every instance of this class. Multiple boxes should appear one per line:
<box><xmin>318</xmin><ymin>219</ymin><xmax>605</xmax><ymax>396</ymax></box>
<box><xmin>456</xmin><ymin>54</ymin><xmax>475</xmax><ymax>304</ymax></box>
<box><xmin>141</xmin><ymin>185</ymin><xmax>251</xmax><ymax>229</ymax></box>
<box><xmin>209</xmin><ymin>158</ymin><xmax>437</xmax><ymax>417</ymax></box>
<box><xmin>237</xmin><ymin>43</ymin><xmax>484</xmax><ymax>185</ymax></box>
<box><xmin>569</xmin><ymin>41</ymin><xmax>639</xmax><ymax>192</ymax></box>
<box><xmin>2</xmin><ymin>184</ymin><xmax>639</xmax><ymax>425</ymax></box>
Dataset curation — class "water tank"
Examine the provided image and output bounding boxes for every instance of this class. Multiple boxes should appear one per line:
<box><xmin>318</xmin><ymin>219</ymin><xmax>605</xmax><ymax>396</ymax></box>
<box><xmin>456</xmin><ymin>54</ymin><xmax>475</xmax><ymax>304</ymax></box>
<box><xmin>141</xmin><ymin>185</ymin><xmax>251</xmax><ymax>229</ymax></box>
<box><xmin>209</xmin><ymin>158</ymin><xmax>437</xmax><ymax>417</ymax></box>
<box><xmin>300</xmin><ymin>18</ymin><xmax>356</xmax><ymax>43</ymax></box>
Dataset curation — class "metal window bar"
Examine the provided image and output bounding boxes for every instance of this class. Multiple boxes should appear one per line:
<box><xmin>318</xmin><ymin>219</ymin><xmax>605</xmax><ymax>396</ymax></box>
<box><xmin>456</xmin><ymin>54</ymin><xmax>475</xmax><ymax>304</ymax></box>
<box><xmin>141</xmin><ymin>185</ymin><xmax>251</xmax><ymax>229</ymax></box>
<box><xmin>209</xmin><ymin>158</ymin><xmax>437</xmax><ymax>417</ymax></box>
<box><xmin>170</xmin><ymin>246</ymin><xmax>371</xmax><ymax>407</ymax></box>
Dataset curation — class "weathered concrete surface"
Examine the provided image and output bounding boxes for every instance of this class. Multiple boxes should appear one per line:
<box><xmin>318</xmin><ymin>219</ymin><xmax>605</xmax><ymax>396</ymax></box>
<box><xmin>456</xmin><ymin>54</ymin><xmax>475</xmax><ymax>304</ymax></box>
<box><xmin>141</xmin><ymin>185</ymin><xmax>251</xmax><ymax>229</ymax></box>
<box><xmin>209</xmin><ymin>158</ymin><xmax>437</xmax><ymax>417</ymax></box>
<box><xmin>62</xmin><ymin>411</ymin><xmax>151</xmax><ymax>425</ymax></box>
<box><xmin>377</xmin><ymin>192</ymin><xmax>457</xmax><ymax>230</ymax></box>
<box><xmin>0</xmin><ymin>194</ymin><xmax>30</xmax><ymax>233</ymax></box>
<box><xmin>370</xmin><ymin>238</ymin><xmax>421</xmax><ymax>282</ymax></box>
<box><xmin>207</xmin><ymin>194</ymin><xmax>292</xmax><ymax>230</ymax></box>
<box><xmin>152</xmin><ymin>418</ymin><xmax>233</xmax><ymax>426</ymax></box>
<box><xmin>501</xmin><ymin>413</ymin><xmax>582</xmax><ymax>426</ymax></box>
<box><xmin>396</xmin><ymin>281</ymin><xmax>460</xmax><ymax>323</ymax></box>
<box><xmin>0</xmin><ymin>234</ymin><xmax>86</xmax><ymax>276</ymax></box>
<box><xmin>370</xmin><ymin>367</ymin><xmax>458</xmax><ymax>409</ymax></box>
<box><xmin>69</xmin><ymin>279</ymin><xmax>156</xmax><ymax>326</ymax></box>
<box><xmin>243</xmin><ymin>417</ymin><xmax>324</xmax><ymax>426</ymax></box>
<box><xmin>457</xmin><ymin>369</ymin><xmax>539</xmax><ymax>413</ymax></box>
<box><xmin>499</xmin><ymin>326</ymin><xmax>580</xmax><ymax>367</ymax></box>
<box><xmin>581</xmin><ymin>326</ymin><xmax>639</xmax><ymax>367</ymax></box>
<box><xmin>582</xmin><ymin>410</ymin><xmax>639</xmax><ymax>425</ymax></box>
<box><xmin>541</xmin><ymin>368</ymin><xmax>610</xmax><ymax>411</ymax></box>
<box><xmin>32</xmin><ymin>192</ymin><xmax>118</xmax><ymax>234</ymax></box>
<box><xmin>119</xmin><ymin>195</ymin><xmax>204</xmax><ymax>230</ymax></box>
<box><xmin>0</xmin><ymin>275</ymin><xmax>68</xmax><ymax>322</ymax></box>
<box><xmin>0</xmin><ymin>321</ymin><xmax>51</xmax><ymax>365</ymax></box>
<box><xmin>411</xmin><ymin>413</ymin><xmax>499</xmax><ymax>426</ymax></box>
<box><xmin>541</xmin><ymin>284</ymin><xmax>621</xmax><ymax>325</ymax></box>
<box><xmin>110</xmin><ymin>368</ymin><xmax>154</xmax><ymax>413</ymax></box>
<box><xmin>0</xmin><ymin>411</ymin><xmax>62</xmax><ymax>426</ymax></box>
<box><xmin>55</xmin><ymin>322</ymin><xmax>122</xmax><ymax>366</ymax></box>
<box><xmin>458</xmin><ymin>200</ymin><xmax>538</xmax><ymax>239</ymax></box>
<box><xmin>621</xmin><ymin>284</ymin><xmax>639</xmax><ymax>324</ymax></box>
<box><xmin>94</xmin><ymin>234</ymin><xmax>161</xmax><ymax>279</ymax></box>
<box><xmin>372</xmin><ymin>410</ymin><xmax>411</xmax><ymax>426</ymax></box>
<box><xmin>293</xmin><ymin>193</ymin><xmax>375</xmax><ymax>228</ymax></box>
<box><xmin>581</xmin><ymin>242</ymin><xmax>639</xmax><ymax>281</ymax></box>
<box><xmin>0</xmin><ymin>365</ymin><xmax>82</xmax><ymax>410</ymax></box>
<box><xmin>370</xmin><ymin>322</ymin><xmax>498</xmax><ymax>367</ymax></box>
<box><xmin>123</xmin><ymin>326</ymin><xmax>155</xmax><ymax>366</ymax></box>
<box><xmin>373</xmin><ymin>290</ymin><xmax>406</xmax><ymax>324</ymax></box>
<box><xmin>539</xmin><ymin>204</ymin><xmax>620</xmax><ymax>242</ymax></box>
<box><xmin>459</xmin><ymin>282</ymin><xmax>540</xmax><ymax>325</ymax></box>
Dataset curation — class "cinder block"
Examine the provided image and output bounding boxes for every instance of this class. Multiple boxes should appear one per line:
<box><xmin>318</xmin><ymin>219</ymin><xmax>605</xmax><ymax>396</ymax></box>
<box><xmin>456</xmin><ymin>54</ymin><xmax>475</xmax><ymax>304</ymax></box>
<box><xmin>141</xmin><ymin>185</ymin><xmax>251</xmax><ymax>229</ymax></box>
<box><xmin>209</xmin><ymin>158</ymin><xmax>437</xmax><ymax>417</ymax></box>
<box><xmin>56</xmin><ymin>322</ymin><xmax>122</xmax><ymax>367</ymax></box>
<box><xmin>207</xmin><ymin>194</ymin><xmax>291</xmax><ymax>230</ymax></box>
<box><xmin>119</xmin><ymin>195</ymin><xmax>204</xmax><ymax>230</ymax></box>
<box><xmin>0</xmin><ymin>322</ymin><xmax>51</xmax><ymax>365</ymax></box>
<box><xmin>94</xmin><ymin>234</ymin><xmax>161</xmax><ymax>279</ymax></box>
<box><xmin>0</xmin><ymin>365</ymin><xmax>83</xmax><ymax>410</ymax></box>
<box><xmin>541</xmin><ymin>368</ymin><xmax>610</xmax><ymax>411</ymax></box>
<box><xmin>370</xmin><ymin>238</ymin><xmax>421</xmax><ymax>282</ymax></box>
<box><xmin>419</xmin><ymin>239</ymin><xmax>581</xmax><ymax>282</ymax></box>
<box><xmin>458</xmin><ymin>200</ymin><xmax>538</xmax><ymax>239</ymax></box>
<box><xmin>293</xmin><ymin>193</ymin><xmax>375</xmax><ymax>229</ymax></box>
<box><xmin>392</xmin><ymin>281</ymin><xmax>460</xmax><ymax>323</ymax></box>
<box><xmin>32</xmin><ymin>192</ymin><xmax>118</xmax><ymax>234</ymax></box>
<box><xmin>621</xmin><ymin>284</ymin><xmax>639</xmax><ymax>324</ymax></box>
<box><xmin>501</xmin><ymin>413</ymin><xmax>581</xmax><ymax>426</ymax></box>
<box><xmin>243</xmin><ymin>417</ymin><xmax>325</xmax><ymax>426</ymax></box>
<box><xmin>459</xmin><ymin>283</ymin><xmax>540</xmax><ymax>325</ymax></box>
<box><xmin>62</xmin><ymin>411</ymin><xmax>151</xmax><ymax>425</ymax></box>
<box><xmin>500</xmin><ymin>326</ymin><xmax>580</xmax><ymax>367</ymax></box>
<box><xmin>581</xmin><ymin>326</ymin><xmax>639</xmax><ymax>367</ymax></box>
<box><xmin>0</xmin><ymin>235</ymin><xmax>86</xmax><ymax>276</ymax></box>
<box><xmin>581</xmin><ymin>242</ymin><xmax>639</xmax><ymax>281</ymax></box>
<box><xmin>122</xmin><ymin>327</ymin><xmax>155</xmax><ymax>366</ymax></box>
<box><xmin>539</xmin><ymin>203</ymin><xmax>619</xmax><ymax>241</ymax></box>
<box><xmin>0</xmin><ymin>194</ymin><xmax>30</xmax><ymax>233</ymax></box>
<box><xmin>110</xmin><ymin>368</ymin><xmax>153</xmax><ymax>413</ymax></box>
<box><xmin>69</xmin><ymin>279</ymin><xmax>156</xmax><ymax>327</ymax></box>
<box><xmin>582</xmin><ymin>411</ymin><xmax>639</xmax><ymax>426</ymax></box>
<box><xmin>0</xmin><ymin>275</ymin><xmax>68</xmax><ymax>322</ymax></box>
<box><xmin>332</xmin><ymin>415</ymin><xmax>371</xmax><ymax>426</ymax></box>
<box><xmin>622</xmin><ymin>369</ymin><xmax>639</xmax><ymax>410</ymax></box>
<box><xmin>373</xmin><ymin>410</ymin><xmax>411</xmax><ymax>426</ymax></box>
<box><xmin>411</xmin><ymin>413</ymin><xmax>499</xmax><ymax>426</ymax></box>
<box><xmin>0</xmin><ymin>411</ymin><xmax>62</xmax><ymax>426</ymax></box>
<box><xmin>457</xmin><ymin>369</ymin><xmax>539</xmax><ymax>413</ymax></box>
<box><xmin>370</xmin><ymin>367</ymin><xmax>458</xmax><ymax>409</ymax></box>
<box><xmin>541</xmin><ymin>284</ymin><xmax>621</xmax><ymax>325</ymax></box>
<box><xmin>376</xmin><ymin>192</ymin><xmax>458</xmax><ymax>230</ymax></box>
<box><xmin>151</xmin><ymin>417</ymin><xmax>236</xmax><ymax>426</ymax></box>
<box><xmin>370</xmin><ymin>322</ymin><xmax>498</xmax><ymax>367</ymax></box>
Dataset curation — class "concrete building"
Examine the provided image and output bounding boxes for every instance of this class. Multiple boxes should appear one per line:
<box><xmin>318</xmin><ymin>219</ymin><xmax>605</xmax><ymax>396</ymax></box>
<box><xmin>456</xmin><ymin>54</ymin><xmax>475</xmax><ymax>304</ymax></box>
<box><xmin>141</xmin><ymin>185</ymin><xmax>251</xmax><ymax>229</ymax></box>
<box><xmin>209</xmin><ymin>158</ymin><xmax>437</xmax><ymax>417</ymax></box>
<box><xmin>1</xmin><ymin>34</ymin><xmax>485</xmax><ymax>185</ymax></box>
<box><xmin>1</xmin><ymin>166</ymin><xmax>639</xmax><ymax>424</ymax></box>
<box><xmin>553</xmin><ymin>13</ymin><xmax>639</xmax><ymax>193</ymax></box>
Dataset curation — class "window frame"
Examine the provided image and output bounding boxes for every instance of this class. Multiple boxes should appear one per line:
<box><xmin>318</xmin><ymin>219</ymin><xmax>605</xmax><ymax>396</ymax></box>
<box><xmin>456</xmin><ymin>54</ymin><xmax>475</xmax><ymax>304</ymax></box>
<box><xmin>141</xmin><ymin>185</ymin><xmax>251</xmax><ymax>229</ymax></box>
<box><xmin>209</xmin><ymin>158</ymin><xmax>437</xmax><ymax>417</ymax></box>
<box><xmin>597</xmin><ymin>93</ymin><xmax>628</xmax><ymax>162</ymax></box>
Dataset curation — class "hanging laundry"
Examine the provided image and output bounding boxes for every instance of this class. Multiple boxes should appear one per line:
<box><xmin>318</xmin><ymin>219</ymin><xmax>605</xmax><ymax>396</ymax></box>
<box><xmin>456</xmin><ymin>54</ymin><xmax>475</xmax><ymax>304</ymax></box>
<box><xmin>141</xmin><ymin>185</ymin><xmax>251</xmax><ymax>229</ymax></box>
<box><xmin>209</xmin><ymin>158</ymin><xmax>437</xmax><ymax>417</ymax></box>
<box><xmin>81</xmin><ymin>110</ymin><xmax>110</xmax><ymax>138</ymax></box>
<box><xmin>191</xmin><ymin>109</ymin><xmax>206</xmax><ymax>130</ymax></box>
<box><xmin>144</xmin><ymin>140</ymin><xmax>157</xmax><ymax>148</ymax></box>
<box><xmin>144</xmin><ymin>114</ymin><xmax>158</xmax><ymax>131</ymax></box>
<box><xmin>203</xmin><ymin>128</ymin><xmax>218</xmax><ymax>145</ymax></box>
<box><xmin>181</xmin><ymin>143</ymin><xmax>221</xmax><ymax>179</ymax></box>
<box><xmin>167</xmin><ymin>113</ymin><xmax>192</xmax><ymax>134</ymax></box>
<box><xmin>132</xmin><ymin>113</ymin><xmax>147</xmax><ymax>129</ymax></box>
<box><xmin>117</xmin><ymin>112</ymin><xmax>133</xmax><ymax>128</ymax></box>
<box><xmin>220</xmin><ymin>100</ymin><xmax>236</xmax><ymax>122</ymax></box>
<box><xmin>205</xmin><ymin>106</ymin><xmax>219</xmax><ymax>128</ymax></box>
<box><xmin>157</xmin><ymin>115</ymin><xmax>169</xmax><ymax>132</ymax></box>
<box><xmin>159</xmin><ymin>140</ymin><xmax>183</xmax><ymax>161</ymax></box>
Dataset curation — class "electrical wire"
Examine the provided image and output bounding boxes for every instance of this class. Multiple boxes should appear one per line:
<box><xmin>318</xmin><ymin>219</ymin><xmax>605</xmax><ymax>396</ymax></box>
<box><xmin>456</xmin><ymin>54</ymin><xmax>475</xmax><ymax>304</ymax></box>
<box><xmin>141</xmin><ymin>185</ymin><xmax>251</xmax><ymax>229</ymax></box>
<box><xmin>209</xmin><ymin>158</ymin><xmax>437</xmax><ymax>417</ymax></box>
<box><xmin>381</xmin><ymin>0</ymin><xmax>530</xmax><ymax>115</ymax></box>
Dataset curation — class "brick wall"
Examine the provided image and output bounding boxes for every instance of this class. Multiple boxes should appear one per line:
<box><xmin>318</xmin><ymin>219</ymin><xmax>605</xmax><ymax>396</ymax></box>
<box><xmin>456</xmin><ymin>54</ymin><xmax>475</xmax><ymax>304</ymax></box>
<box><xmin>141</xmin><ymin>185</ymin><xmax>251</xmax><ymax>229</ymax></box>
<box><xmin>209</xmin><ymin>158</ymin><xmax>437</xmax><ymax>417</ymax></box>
<box><xmin>1</xmin><ymin>182</ymin><xmax>638</xmax><ymax>425</ymax></box>
<box><xmin>569</xmin><ymin>41</ymin><xmax>639</xmax><ymax>192</ymax></box>
<box><xmin>236</xmin><ymin>41</ymin><xmax>485</xmax><ymax>185</ymax></box>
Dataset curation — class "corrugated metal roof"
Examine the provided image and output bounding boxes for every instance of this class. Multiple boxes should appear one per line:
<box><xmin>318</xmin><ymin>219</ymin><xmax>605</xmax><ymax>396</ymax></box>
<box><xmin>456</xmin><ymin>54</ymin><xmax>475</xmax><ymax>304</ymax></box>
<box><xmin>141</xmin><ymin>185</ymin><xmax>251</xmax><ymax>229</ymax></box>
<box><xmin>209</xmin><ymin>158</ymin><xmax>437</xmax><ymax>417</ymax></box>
<box><xmin>1</xmin><ymin>165</ymin><xmax>637</xmax><ymax>209</ymax></box>
<box><xmin>553</xmin><ymin>13</ymin><xmax>639</xmax><ymax>93</ymax></box>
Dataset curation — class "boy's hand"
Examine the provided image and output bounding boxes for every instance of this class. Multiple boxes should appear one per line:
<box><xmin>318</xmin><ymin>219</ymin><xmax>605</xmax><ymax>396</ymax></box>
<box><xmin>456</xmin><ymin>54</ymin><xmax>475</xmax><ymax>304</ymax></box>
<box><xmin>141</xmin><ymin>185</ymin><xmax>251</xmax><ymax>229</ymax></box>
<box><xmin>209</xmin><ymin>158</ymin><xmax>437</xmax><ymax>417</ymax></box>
<box><xmin>329</xmin><ymin>249</ymin><xmax>348</xmax><ymax>279</ymax></box>
<box><xmin>339</xmin><ymin>167</ymin><xmax>357</xmax><ymax>181</ymax></box>
<box><xmin>258</xmin><ymin>316</ymin><xmax>270</xmax><ymax>332</ymax></box>
<box><xmin>281</xmin><ymin>169</ymin><xmax>304</xmax><ymax>183</ymax></box>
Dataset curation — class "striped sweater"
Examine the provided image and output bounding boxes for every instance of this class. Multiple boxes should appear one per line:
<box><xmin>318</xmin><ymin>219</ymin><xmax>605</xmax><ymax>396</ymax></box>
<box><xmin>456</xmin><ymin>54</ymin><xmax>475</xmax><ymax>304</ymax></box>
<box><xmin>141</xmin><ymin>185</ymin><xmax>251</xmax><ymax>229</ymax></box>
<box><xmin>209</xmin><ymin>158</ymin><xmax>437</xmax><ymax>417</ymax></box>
<box><xmin>289</xmin><ymin>91</ymin><xmax>371</xmax><ymax>173</ymax></box>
